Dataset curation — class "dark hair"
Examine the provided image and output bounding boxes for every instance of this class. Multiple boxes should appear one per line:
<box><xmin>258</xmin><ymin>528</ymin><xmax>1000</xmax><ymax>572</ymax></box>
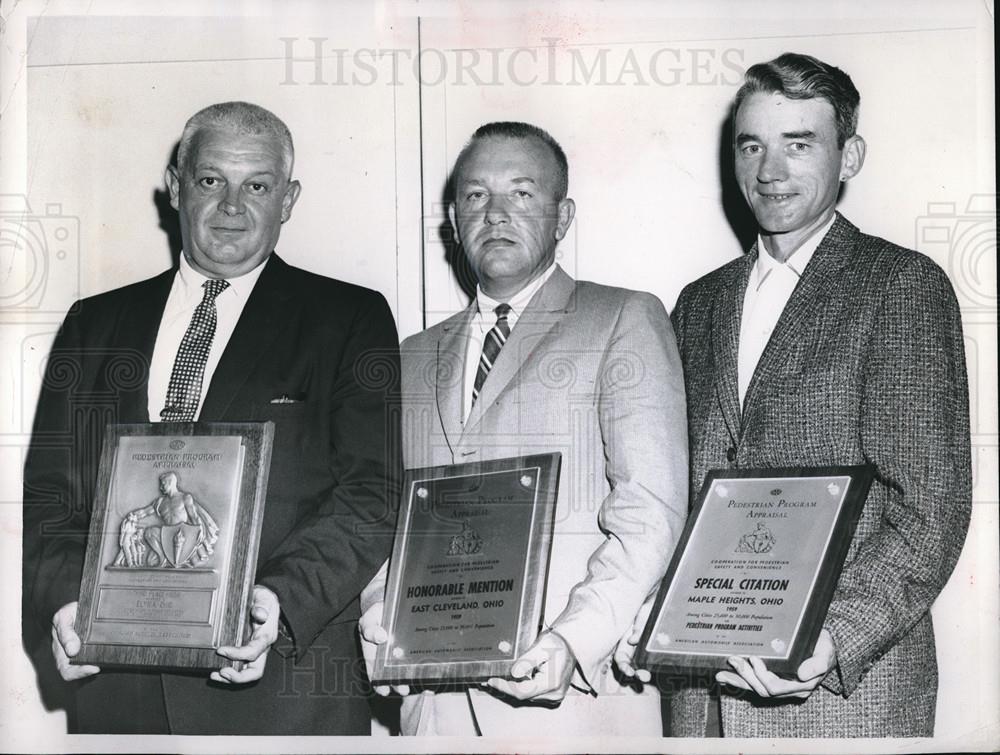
<box><xmin>452</xmin><ymin>121</ymin><xmax>569</xmax><ymax>199</ymax></box>
<box><xmin>734</xmin><ymin>53</ymin><xmax>860</xmax><ymax>148</ymax></box>
<box><xmin>177</xmin><ymin>101</ymin><xmax>294</xmax><ymax>179</ymax></box>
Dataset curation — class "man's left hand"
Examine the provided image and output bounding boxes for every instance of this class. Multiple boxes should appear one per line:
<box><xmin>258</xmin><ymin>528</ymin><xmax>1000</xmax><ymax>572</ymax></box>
<box><xmin>716</xmin><ymin>628</ymin><xmax>837</xmax><ymax>700</ymax></box>
<box><xmin>613</xmin><ymin>595</ymin><xmax>655</xmax><ymax>683</ymax></box>
<box><xmin>485</xmin><ymin>630</ymin><xmax>576</xmax><ymax>704</ymax></box>
<box><xmin>212</xmin><ymin>585</ymin><xmax>280</xmax><ymax>684</ymax></box>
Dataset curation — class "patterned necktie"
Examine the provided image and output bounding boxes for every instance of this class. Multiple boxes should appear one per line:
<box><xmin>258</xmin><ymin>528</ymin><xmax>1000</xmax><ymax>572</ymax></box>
<box><xmin>160</xmin><ymin>278</ymin><xmax>230</xmax><ymax>422</ymax></box>
<box><xmin>472</xmin><ymin>303</ymin><xmax>512</xmax><ymax>407</ymax></box>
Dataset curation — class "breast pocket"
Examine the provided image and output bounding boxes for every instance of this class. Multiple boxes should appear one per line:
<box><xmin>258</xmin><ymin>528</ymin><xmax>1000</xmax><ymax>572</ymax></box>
<box><xmin>252</xmin><ymin>401</ymin><xmax>313</xmax><ymax>465</ymax></box>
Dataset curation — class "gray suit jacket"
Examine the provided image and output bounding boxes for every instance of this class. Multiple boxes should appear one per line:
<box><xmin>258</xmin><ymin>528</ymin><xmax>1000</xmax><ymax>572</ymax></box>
<box><xmin>669</xmin><ymin>214</ymin><xmax>972</xmax><ymax>737</ymax></box>
<box><xmin>366</xmin><ymin>265</ymin><xmax>688</xmax><ymax>735</ymax></box>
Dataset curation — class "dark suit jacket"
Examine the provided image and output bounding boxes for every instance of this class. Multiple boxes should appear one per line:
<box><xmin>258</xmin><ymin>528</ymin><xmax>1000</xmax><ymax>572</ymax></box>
<box><xmin>669</xmin><ymin>214</ymin><xmax>971</xmax><ymax>737</ymax></box>
<box><xmin>22</xmin><ymin>253</ymin><xmax>401</xmax><ymax>734</ymax></box>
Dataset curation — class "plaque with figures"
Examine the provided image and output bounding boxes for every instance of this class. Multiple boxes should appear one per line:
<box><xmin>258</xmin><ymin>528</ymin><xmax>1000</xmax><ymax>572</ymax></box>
<box><xmin>371</xmin><ymin>453</ymin><xmax>561</xmax><ymax>685</ymax></box>
<box><xmin>73</xmin><ymin>422</ymin><xmax>273</xmax><ymax>669</ymax></box>
<box><xmin>636</xmin><ymin>466</ymin><xmax>873</xmax><ymax>676</ymax></box>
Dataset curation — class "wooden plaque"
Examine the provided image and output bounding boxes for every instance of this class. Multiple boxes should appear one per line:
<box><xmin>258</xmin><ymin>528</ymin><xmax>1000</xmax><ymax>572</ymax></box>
<box><xmin>72</xmin><ymin>422</ymin><xmax>273</xmax><ymax>669</ymax></box>
<box><xmin>371</xmin><ymin>453</ymin><xmax>561</xmax><ymax>685</ymax></box>
<box><xmin>636</xmin><ymin>465</ymin><xmax>874</xmax><ymax>676</ymax></box>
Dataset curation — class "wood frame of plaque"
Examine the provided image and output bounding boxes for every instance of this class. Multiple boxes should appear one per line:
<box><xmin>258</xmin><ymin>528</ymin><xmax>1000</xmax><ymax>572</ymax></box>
<box><xmin>371</xmin><ymin>453</ymin><xmax>561</xmax><ymax>686</ymax></box>
<box><xmin>636</xmin><ymin>465</ymin><xmax>874</xmax><ymax>676</ymax></box>
<box><xmin>73</xmin><ymin>422</ymin><xmax>274</xmax><ymax>669</ymax></box>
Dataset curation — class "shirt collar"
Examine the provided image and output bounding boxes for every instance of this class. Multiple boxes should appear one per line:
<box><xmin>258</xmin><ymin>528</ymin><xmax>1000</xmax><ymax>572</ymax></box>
<box><xmin>475</xmin><ymin>263</ymin><xmax>557</xmax><ymax>321</ymax></box>
<box><xmin>178</xmin><ymin>252</ymin><xmax>268</xmax><ymax>302</ymax></box>
<box><xmin>753</xmin><ymin>214</ymin><xmax>836</xmax><ymax>291</ymax></box>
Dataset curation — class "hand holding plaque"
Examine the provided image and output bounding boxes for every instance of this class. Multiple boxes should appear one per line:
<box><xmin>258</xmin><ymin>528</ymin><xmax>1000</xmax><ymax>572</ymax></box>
<box><xmin>484</xmin><ymin>629</ymin><xmax>576</xmax><ymax>702</ymax></box>
<box><xmin>71</xmin><ymin>422</ymin><xmax>274</xmax><ymax>670</ymax></box>
<box><xmin>211</xmin><ymin>584</ymin><xmax>281</xmax><ymax>684</ymax></box>
<box><xmin>52</xmin><ymin>602</ymin><xmax>100</xmax><ymax>681</ymax></box>
<box><xmin>636</xmin><ymin>466</ymin><xmax>873</xmax><ymax>676</ymax></box>
<box><xmin>717</xmin><ymin>627</ymin><xmax>837</xmax><ymax>699</ymax></box>
<box><xmin>371</xmin><ymin>454</ymin><xmax>561</xmax><ymax>686</ymax></box>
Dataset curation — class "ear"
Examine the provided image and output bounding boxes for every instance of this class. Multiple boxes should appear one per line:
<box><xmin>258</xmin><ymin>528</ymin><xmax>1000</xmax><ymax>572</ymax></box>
<box><xmin>280</xmin><ymin>179</ymin><xmax>302</xmax><ymax>224</ymax></box>
<box><xmin>447</xmin><ymin>203</ymin><xmax>459</xmax><ymax>244</ymax></box>
<box><xmin>165</xmin><ymin>166</ymin><xmax>181</xmax><ymax>211</ymax></box>
<box><xmin>839</xmin><ymin>135</ymin><xmax>866</xmax><ymax>182</ymax></box>
<box><xmin>553</xmin><ymin>198</ymin><xmax>576</xmax><ymax>242</ymax></box>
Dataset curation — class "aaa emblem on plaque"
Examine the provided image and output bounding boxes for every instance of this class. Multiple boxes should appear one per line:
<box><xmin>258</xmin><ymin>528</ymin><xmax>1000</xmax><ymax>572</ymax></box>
<box><xmin>73</xmin><ymin>422</ymin><xmax>273</xmax><ymax>669</ymax></box>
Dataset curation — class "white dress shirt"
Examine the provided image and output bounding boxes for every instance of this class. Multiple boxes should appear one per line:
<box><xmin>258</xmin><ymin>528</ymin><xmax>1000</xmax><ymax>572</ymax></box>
<box><xmin>462</xmin><ymin>263</ymin><xmax>557</xmax><ymax>423</ymax></box>
<box><xmin>147</xmin><ymin>253</ymin><xmax>267</xmax><ymax>421</ymax></box>
<box><xmin>737</xmin><ymin>216</ymin><xmax>835</xmax><ymax>407</ymax></box>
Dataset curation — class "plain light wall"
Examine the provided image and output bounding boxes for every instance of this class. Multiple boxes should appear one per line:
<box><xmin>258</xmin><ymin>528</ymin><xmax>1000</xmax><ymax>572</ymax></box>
<box><xmin>1</xmin><ymin>0</ymin><xmax>995</xmax><ymax>751</ymax></box>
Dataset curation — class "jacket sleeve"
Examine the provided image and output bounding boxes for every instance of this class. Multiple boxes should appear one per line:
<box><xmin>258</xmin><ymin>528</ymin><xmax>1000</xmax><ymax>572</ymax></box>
<box><xmin>256</xmin><ymin>292</ymin><xmax>403</xmax><ymax>657</ymax></box>
<box><xmin>22</xmin><ymin>305</ymin><xmax>93</xmax><ymax>637</ymax></box>
<box><xmin>822</xmin><ymin>256</ymin><xmax>972</xmax><ymax>696</ymax></box>
<box><xmin>549</xmin><ymin>292</ymin><xmax>689</xmax><ymax>685</ymax></box>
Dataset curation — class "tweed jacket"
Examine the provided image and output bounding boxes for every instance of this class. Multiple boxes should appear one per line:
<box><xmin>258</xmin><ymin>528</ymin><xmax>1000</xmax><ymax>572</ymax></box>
<box><xmin>669</xmin><ymin>214</ymin><xmax>971</xmax><ymax>737</ymax></box>
<box><xmin>364</xmin><ymin>266</ymin><xmax>688</xmax><ymax>736</ymax></box>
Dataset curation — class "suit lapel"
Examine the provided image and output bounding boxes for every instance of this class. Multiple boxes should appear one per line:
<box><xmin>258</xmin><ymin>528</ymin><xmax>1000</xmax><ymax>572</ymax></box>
<box><xmin>743</xmin><ymin>214</ymin><xmax>856</xmax><ymax>414</ymax></box>
<box><xmin>462</xmin><ymin>266</ymin><xmax>575</xmax><ymax>434</ymax></box>
<box><xmin>115</xmin><ymin>270</ymin><xmax>174</xmax><ymax>422</ymax></box>
<box><xmin>711</xmin><ymin>253</ymin><xmax>753</xmax><ymax>444</ymax></box>
<box><xmin>199</xmin><ymin>254</ymin><xmax>297</xmax><ymax>420</ymax></box>
<box><xmin>435</xmin><ymin>305</ymin><xmax>475</xmax><ymax>451</ymax></box>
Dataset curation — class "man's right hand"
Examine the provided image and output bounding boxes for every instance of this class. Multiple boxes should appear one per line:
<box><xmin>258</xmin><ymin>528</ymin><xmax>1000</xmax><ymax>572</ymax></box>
<box><xmin>358</xmin><ymin>600</ymin><xmax>410</xmax><ymax>696</ymax></box>
<box><xmin>52</xmin><ymin>602</ymin><xmax>100</xmax><ymax>681</ymax></box>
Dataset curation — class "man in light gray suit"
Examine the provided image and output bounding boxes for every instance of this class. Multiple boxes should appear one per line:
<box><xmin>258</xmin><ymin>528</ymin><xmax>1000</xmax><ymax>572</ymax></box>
<box><xmin>360</xmin><ymin>122</ymin><xmax>688</xmax><ymax>736</ymax></box>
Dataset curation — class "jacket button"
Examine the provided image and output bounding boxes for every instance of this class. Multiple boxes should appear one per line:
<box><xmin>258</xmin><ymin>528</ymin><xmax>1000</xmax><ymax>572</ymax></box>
<box><xmin>726</xmin><ymin>446</ymin><xmax>737</xmax><ymax>462</ymax></box>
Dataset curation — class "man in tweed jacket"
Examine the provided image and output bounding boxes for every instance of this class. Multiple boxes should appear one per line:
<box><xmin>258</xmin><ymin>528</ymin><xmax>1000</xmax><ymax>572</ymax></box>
<box><xmin>669</xmin><ymin>53</ymin><xmax>971</xmax><ymax>737</ymax></box>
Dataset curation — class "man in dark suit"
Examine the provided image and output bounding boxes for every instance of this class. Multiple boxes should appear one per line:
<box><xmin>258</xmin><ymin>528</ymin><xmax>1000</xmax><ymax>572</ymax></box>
<box><xmin>668</xmin><ymin>53</ymin><xmax>972</xmax><ymax>737</ymax></box>
<box><xmin>22</xmin><ymin>101</ymin><xmax>401</xmax><ymax>734</ymax></box>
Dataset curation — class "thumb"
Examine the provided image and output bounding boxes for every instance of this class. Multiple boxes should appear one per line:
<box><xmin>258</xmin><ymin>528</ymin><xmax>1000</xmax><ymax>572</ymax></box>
<box><xmin>62</xmin><ymin>629</ymin><xmax>81</xmax><ymax>657</ymax></box>
<box><xmin>628</xmin><ymin>623</ymin><xmax>643</xmax><ymax>644</ymax></box>
<box><xmin>54</xmin><ymin>610</ymin><xmax>80</xmax><ymax>656</ymax></box>
<box><xmin>797</xmin><ymin>655</ymin><xmax>827</xmax><ymax>681</ymax></box>
<box><xmin>511</xmin><ymin>643</ymin><xmax>547</xmax><ymax>679</ymax></box>
<box><xmin>363</xmin><ymin>622</ymin><xmax>388</xmax><ymax>645</ymax></box>
<box><xmin>798</xmin><ymin>630</ymin><xmax>836</xmax><ymax>681</ymax></box>
<box><xmin>359</xmin><ymin>604</ymin><xmax>388</xmax><ymax>644</ymax></box>
<box><xmin>629</xmin><ymin>599</ymin><xmax>654</xmax><ymax>644</ymax></box>
<box><xmin>250</xmin><ymin>603</ymin><xmax>271</xmax><ymax>624</ymax></box>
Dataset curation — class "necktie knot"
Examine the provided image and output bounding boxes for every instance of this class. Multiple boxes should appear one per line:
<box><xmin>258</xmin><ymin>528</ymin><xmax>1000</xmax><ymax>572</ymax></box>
<box><xmin>494</xmin><ymin>302</ymin><xmax>511</xmax><ymax>322</ymax></box>
<box><xmin>203</xmin><ymin>279</ymin><xmax>230</xmax><ymax>300</ymax></box>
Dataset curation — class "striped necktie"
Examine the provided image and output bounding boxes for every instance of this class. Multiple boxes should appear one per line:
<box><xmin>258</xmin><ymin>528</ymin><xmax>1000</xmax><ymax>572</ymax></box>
<box><xmin>472</xmin><ymin>303</ymin><xmax>512</xmax><ymax>407</ymax></box>
<box><xmin>160</xmin><ymin>278</ymin><xmax>230</xmax><ymax>422</ymax></box>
